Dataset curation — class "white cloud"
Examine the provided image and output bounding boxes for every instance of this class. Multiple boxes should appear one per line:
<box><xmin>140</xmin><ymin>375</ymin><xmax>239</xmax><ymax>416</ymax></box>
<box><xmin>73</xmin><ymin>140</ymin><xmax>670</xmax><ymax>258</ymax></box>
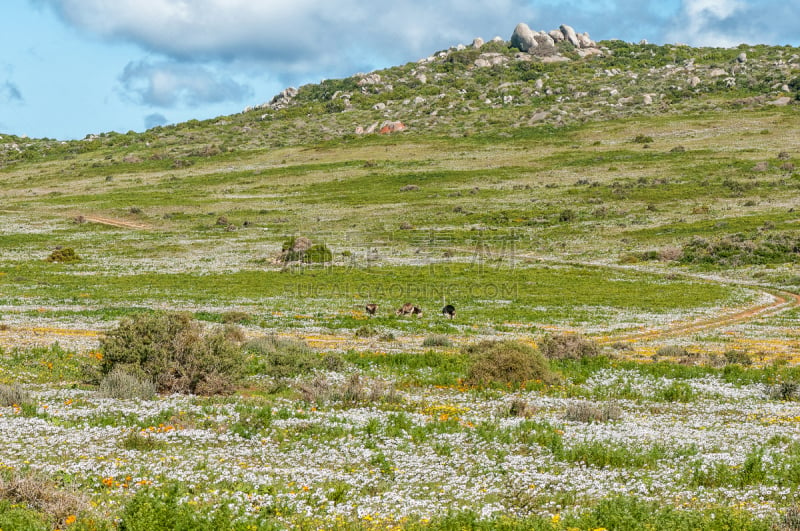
<box><xmin>35</xmin><ymin>0</ymin><xmax>534</xmax><ymax>66</ymax></box>
<box><xmin>665</xmin><ymin>0</ymin><xmax>800</xmax><ymax>47</ymax></box>
<box><xmin>119</xmin><ymin>60</ymin><xmax>252</xmax><ymax>107</ymax></box>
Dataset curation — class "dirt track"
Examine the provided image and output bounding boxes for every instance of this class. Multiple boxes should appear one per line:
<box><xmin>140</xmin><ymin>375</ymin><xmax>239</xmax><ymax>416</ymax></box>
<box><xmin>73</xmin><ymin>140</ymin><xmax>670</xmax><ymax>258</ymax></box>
<box><xmin>600</xmin><ymin>289</ymin><xmax>800</xmax><ymax>344</ymax></box>
<box><xmin>82</xmin><ymin>215</ymin><xmax>152</xmax><ymax>230</ymax></box>
<box><xmin>2</xmin><ymin>228</ymin><xmax>798</xmax><ymax>352</ymax></box>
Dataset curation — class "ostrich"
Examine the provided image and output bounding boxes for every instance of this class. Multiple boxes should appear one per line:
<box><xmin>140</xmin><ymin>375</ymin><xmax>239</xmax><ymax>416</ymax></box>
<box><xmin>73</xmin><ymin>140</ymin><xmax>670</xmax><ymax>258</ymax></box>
<box><xmin>442</xmin><ymin>304</ymin><xmax>456</xmax><ymax>318</ymax></box>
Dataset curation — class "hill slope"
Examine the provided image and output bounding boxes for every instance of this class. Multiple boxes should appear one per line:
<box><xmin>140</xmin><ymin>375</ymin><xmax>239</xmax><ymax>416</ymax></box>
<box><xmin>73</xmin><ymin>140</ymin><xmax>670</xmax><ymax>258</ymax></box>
<box><xmin>0</xmin><ymin>35</ymin><xmax>798</xmax><ymax>359</ymax></box>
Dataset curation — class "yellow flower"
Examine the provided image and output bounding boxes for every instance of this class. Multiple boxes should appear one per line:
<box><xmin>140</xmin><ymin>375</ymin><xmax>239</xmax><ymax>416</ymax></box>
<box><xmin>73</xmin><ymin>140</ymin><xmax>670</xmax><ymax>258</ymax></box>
<box><xmin>551</xmin><ymin>514</ymin><xmax>561</xmax><ymax>523</ymax></box>
<box><xmin>65</xmin><ymin>515</ymin><xmax>77</xmax><ymax>525</ymax></box>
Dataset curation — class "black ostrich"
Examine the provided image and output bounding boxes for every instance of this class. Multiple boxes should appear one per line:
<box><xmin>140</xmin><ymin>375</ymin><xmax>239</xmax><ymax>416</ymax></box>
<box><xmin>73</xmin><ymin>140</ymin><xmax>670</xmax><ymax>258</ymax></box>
<box><xmin>442</xmin><ymin>304</ymin><xmax>456</xmax><ymax>319</ymax></box>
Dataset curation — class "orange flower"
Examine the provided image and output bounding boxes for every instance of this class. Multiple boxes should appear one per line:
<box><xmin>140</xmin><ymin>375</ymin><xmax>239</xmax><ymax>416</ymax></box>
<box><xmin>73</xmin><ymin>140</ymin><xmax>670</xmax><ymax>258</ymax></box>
<box><xmin>65</xmin><ymin>515</ymin><xmax>77</xmax><ymax>525</ymax></box>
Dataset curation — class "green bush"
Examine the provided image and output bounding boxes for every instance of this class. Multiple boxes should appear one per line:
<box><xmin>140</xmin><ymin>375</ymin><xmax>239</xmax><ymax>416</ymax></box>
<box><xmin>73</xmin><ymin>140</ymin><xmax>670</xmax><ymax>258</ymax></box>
<box><xmin>304</xmin><ymin>244</ymin><xmax>333</xmax><ymax>263</ymax></box>
<box><xmin>0</xmin><ymin>473</ymin><xmax>89</xmax><ymax>528</ymax></box>
<box><xmin>0</xmin><ymin>383</ymin><xmax>34</xmax><ymax>407</ymax></box>
<box><xmin>539</xmin><ymin>333</ymin><xmax>600</xmax><ymax>360</ymax></box>
<box><xmin>221</xmin><ymin>311</ymin><xmax>251</xmax><ymax>324</ymax></box>
<box><xmin>120</xmin><ymin>431</ymin><xmax>167</xmax><ymax>451</ymax></box>
<box><xmin>100</xmin><ymin>312</ymin><xmax>245</xmax><ymax>395</ymax></box>
<box><xmin>724</xmin><ymin>349</ymin><xmax>753</xmax><ymax>366</ymax></box>
<box><xmin>99</xmin><ymin>367</ymin><xmax>156</xmax><ymax>400</ymax></box>
<box><xmin>281</xmin><ymin>237</ymin><xmax>332</xmax><ymax>263</ymax></box>
<box><xmin>565</xmin><ymin>400</ymin><xmax>623</xmax><ymax>423</ymax></box>
<box><xmin>0</xmin><ymin>500</ymin><xmax>49</xmax><ymax>531</ymax></box>
<box><xmin>422</xmin><ymin>334</ymin><xmax>453</xmax><ymax>347</ymax></box>
<box><xmin>656</xmin><ymin>381</ymin><xmax>695</xmax><ymax>402</ymax></box>
<box><xmin>245</xmin><ymin>336</ymin><xmax>344</xmax><ymax>377</ymax></box>
<box><xmin>354</xmin><ymin>325</ymin><xmax>378</xmax><ymax>338</ymax></box>
<box><xmin>118</xmin><ymin>484</ymin><xmax>280</xmax><ymax>531</ymax></box>
<box><xmin>45</xmin><ymin>247</ymin><xmax>80</xmax><ymax>263</ymax></box>
<box><xmin>655</xmin><ymin>344</ymin><xmax>689</xmax><ymax>358</ymax></box>
<box><xmin>680</xmin><ymin>232</ymin><xmax>800</xmax><ymax>266</ymax></box>
<box><xmin>465</xmin><ymin>341</ymin><xmax>558</xmax><ymax>387</ymax></box>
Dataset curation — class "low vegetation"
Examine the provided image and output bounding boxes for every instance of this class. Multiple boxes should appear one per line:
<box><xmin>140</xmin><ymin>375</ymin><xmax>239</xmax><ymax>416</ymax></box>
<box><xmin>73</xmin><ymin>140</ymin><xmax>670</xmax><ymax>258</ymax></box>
<box><xmin>0</xmin><ymin>32</ymin><xmax>798</xmax><ymax>530</ymax></box>
<box><xmin>100</xmin><ymin>312</ymin><xmax>245</xmax><ymax>395</ymax></box>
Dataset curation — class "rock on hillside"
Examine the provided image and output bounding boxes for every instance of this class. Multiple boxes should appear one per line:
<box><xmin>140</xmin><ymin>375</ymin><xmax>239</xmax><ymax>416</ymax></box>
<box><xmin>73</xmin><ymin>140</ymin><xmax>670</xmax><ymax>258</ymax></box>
<box><xmin>510</xmin><ymin>22</ymin><xmax>597</xmax><ymax>56</ymax></box>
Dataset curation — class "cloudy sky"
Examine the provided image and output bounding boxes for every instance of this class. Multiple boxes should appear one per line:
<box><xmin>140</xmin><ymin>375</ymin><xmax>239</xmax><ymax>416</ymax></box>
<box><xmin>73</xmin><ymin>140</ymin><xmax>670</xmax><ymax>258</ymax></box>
<box><xmin>1</xmin><ymin>0</ymin><xmax>797</xmax><ymax>140</ymax></box>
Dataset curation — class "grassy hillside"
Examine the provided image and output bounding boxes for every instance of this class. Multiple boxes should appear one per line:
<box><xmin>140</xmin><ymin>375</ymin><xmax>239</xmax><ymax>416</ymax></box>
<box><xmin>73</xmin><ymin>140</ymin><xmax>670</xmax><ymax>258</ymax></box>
<box><xmin>1</xmin><ymin>37</ymin><xmax>800</xmax><ymax>530</ymax></box>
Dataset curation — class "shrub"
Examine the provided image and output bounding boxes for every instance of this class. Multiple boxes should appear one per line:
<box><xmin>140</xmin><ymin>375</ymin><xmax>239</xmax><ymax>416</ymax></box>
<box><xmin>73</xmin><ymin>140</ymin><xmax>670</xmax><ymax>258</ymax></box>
<box><xmin>465</xmin><ymin>341</ymin><xmax>558</xmax><ymax>387</ymax></box>
<box><xmin>297</xmin><ymin>374</ymin><xmax>399</xmax><ymax>406</ymax></box>
<box><xmin>765</xmin><ymin>381</ymin><xmax>799</xmax><ymax>401</ymax></box>
<box><xmin>778</xmin><ymin>506</ymin><xmax>800</xmax><ymax>531</ymax></box>
<box><xmin>100</xmin><ymin>312</ymin><xmax>245</xmax><ymax>395</ymax></box>
<box><xmin>98</xmin><ymin>367</ymin><xmax>156</xmax><ymax>400</ymax></box>
<box><xmin>221</xmin><ymin>310</ymin><xmax>250</xmax><ymax>324</ymax></box>
<box><xmin>679</xmin><ymin>232</ymin><xmax>800</xmax><ymax>266</ymax></box>
<box><xmin>723</xmin><ymin>349</ymin><xmax>753</xmax><ymax>366</ymax></box>
<box><xmin>508</xmin><ymin>398</ymin><xmax>536</xmax><ymax>418</ymax></box>
<box><xmin>539</xmin><ymin>333</ymin><xmax>600</xmax><ymax>360</ymax></box>
<box><xmin>281</xmin><ymin>236</ymin><xmax>332</xmax><ymax>263</ymax></box>
<box><xmin>422</xmin><ymin>334</ymin><xmax>453</xmax><ymax>347</ymax></box>
<box><xmin>565</xmin><ymin>400</ymin><xmax>622</xmax><ymax>423</ymax></box>
<box><xmin>120</xmin><ymin>431</ymin><xmax>166</xmax><ymax>451</ymax></box>
<box><xmin>117</xmin><ymin>484</ymin><xmax>250</xmax><ymax>531</ymax></box>
<box><xmin>655</xmin><ymin>344</ymin><xmax>688</xmax><ymax>358</ymax></box>
<box><xmin>0</xmin><ymin>383</ymin><xmax>34</xmax><ymax>407</ymax></box>
<box><xmin>558</xmin><ymin>208</ymin><xmax>575</xmax><ymax>222</ymax></box>
<box><xmin>656</xmin><ymin>381</ymin><xmax>695</xmax><ymax>402</ymax></box>
<box><xmin>304</xmin><ymin>244</ymin><xmax>333</xmax><ymax>263</ymax></box>
<box><xmin>0</xmin><ymin>472</ymin><xmax>89</xmax><ymax>527</ymax></box>
<box><xmin>46</xmin><ymin>247</ymin><xmax>80</xmax><ymax>263</ymax></box>
<box><xmin>245</xmin><ymin>336</ymin><xmax>344</xmax><ymax>377</ymax></box>
<box><xmin>632</xmin><ymin>134</ymin><xmax>654</xmax><ymax>144</ymax></box>
<box><xmin>354</xmin><ymin>325</ymin><xmax>377</xmax><ymax>338</ymax></box>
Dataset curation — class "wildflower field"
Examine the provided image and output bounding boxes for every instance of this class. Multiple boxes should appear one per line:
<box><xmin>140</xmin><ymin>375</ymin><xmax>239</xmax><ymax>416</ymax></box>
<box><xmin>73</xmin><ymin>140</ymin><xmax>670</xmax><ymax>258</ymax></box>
<box><xmin>1</xmin><ymin>41</ymin><xmax>800</xmax><ymax>529</ymax></box>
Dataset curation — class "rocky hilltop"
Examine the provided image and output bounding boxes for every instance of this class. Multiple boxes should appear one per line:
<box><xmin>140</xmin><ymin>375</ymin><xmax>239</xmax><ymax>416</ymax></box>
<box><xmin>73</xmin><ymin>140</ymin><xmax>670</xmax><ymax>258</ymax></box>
<box><xmin>2</xmin><ymin>23</ymin><xmax>797</xmax><ymax>159</ymax></box>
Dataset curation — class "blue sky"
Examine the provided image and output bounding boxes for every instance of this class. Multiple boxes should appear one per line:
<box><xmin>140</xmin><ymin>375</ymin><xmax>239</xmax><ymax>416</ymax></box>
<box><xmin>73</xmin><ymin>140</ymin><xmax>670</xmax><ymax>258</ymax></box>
<box><xmin>1</xmin><ymin>0</ymin><xmax>798</xmax><ymax>140</ymax></box>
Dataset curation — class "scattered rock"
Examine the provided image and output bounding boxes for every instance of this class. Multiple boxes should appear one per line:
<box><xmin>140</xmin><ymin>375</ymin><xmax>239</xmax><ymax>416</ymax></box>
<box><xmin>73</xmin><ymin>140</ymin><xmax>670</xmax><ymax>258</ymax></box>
<box><xmin>542</xmin><ymin>55</ymin><xmax>571</xmax><ymax>63</ymax></box>
<box><xmin>291</xmin><ymin>236</ymin><xmax>313</xmax><ymax>253</ymax></box>
<box><xmin>768</xmin><ymin>96</ymin><xmax>792</xmax><ymax>106</ymax></box>
<box><xmin>379</xmin><ymin>121</ymin><xmax>406</xmax><ymax>134</ymax></box>
<box><xmin>373</xmin><ymin>102</ymin><xmax>386</xmax><ymax>111</ymax></box>
<box><xmin>267</xmin><ymin>87</ymin><xmax>297</xmax><ymax>110</ymax></box>
<box><xmin>472</xmin><ymin>37</ymin><xmax>484</xmax><ymax>48</ymax></box>
<box><xmin>560</xmin><ymin>24</ymin><xmax>581</xmax><ymax>47</ymax></box>
<box><xmin>709</xmin><ymin>68</ymin><xmax>727</xmax><ymax>77</ymax></box>
<box><xmin>689</xmin><ymin>76</ymin><xmax>701</xmax><ymax>87</ymax></box>
<box><xmin>529</xmin><ymin>111</ymin><xmax>549</xmax><ymax>123</ymax></box>
<box><xmin>510</xmin><ymin>23</ymin><xmax>538</xmax><ymax>52</ymax></box>
<box><xmin>577</xmin><ymin>32</ymin><xmax>594</xmax><ymax>48</ymax></box>
<box><xmin>643</xmin><ymin>94</ymin><xmax>653</xmax><ymax>105</ymax></box>
<box><xmin>357</xmin><ymin>73</ymin><xmax>382</xmax><ymax>86</ymax></box>
<box><xmin>475</xmin><ymin>53</ymin><xmax>509</xmax><ymax>68</ymax></box>
<box><xmin>737</xmin><ymin>52</ymin><xmax>747</xmax><ymax>63</ymax></box>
